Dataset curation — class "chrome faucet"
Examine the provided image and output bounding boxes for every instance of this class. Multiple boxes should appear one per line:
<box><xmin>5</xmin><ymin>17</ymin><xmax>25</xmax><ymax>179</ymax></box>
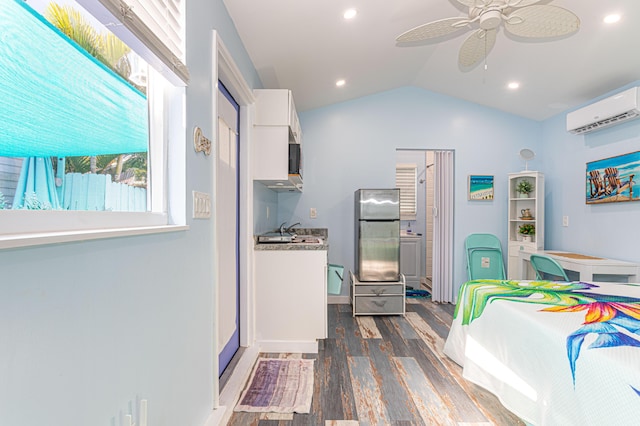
<box><xmin>279</xmin><ymin>222</ymin><xmax>287</xmax><ymax>235</ymax></box>
<box><xmin>285</xmin><ymin>222</ymin><xmax>301</xmax><ymax>233</ymax></box>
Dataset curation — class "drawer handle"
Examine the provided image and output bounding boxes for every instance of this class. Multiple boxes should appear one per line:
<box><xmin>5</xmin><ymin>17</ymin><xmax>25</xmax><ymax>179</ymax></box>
<box><xmin>373</xmin><ymin>300</ymin><xmax>387</xmax><ymax>307</ymax></box>
<box><xmin>373</xmin><ymin>289</ymin><xmax>387</xmax><ymax>296</ymax></box>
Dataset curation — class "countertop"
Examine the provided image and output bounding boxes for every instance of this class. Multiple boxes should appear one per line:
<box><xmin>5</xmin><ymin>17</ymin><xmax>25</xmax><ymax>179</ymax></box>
<box><xmin>254</xmin><ymin>228</ymin><xmax>328</xmax><ymax>251</ymax></box>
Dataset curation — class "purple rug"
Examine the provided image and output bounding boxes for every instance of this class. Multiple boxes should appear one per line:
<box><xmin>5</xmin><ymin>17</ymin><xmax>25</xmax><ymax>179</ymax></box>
<box><xmin>234</xmin><ymin>358</ymin><xmax>315</xmax><ymax>413</ymax></box>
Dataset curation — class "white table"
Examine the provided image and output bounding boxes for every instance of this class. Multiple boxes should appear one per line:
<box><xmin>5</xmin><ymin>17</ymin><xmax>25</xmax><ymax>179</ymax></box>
<box><xmin>518</xmin><ymin>249</ymin><xmax>640</xmax><ymax>282</ymax></box>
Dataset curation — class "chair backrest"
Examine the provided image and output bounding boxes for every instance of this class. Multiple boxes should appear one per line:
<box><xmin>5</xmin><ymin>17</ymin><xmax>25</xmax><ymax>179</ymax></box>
<box><xmin>529</xmin><ymin>254</ymin><xmax>569</xmax><ymax>281</ymax></box>
<box><xmin>464</xmin><ymin>233</ymin><xmax>506</xmax><ymax>281</ymax></box>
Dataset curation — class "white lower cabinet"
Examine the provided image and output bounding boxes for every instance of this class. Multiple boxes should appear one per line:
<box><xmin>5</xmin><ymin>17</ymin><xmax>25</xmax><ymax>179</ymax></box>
<box><xmin>400</xmin><ymin>235</ymin><xmax>421</xmax><ymax>289</ymax></box>
<box><xmin>254</xmin><ymin>249</ymin><xmax>327</xmax><ymax>353</ymax></box>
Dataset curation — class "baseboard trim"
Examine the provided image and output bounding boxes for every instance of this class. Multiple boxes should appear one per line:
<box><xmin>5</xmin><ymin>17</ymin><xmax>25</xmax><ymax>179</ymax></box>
<box><xmin>328</xmin><ymin>295</ymin><xmax>349</xmax><ymax>304</ymax></box>
<box><xmin>256</xmin><ymin>339</ymin><xmax>319</xmax><ymax>354</ymax></box>
<box><xmin>204</xmin><ymin>345</ymin><xmax>260</xmax><ymax>426</ymax></box>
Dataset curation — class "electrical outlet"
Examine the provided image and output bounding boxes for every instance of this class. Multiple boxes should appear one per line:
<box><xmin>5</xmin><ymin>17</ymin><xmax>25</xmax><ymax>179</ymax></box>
<box><xmin>310</xmin><ymin>207</ymin><xmax>317</xmax><ymax>219</ymax></box>
<box><xmin>562</xmin><ymin>215</ymin><xmax>569</xmax><ymax>227</ymax></box>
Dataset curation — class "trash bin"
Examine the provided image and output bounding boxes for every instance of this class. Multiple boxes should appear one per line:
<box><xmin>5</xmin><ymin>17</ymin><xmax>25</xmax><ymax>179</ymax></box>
<box><xmin>328</xmin><ymin>264</ymin><xmax>344</xmax><ymax>295</ymax></box>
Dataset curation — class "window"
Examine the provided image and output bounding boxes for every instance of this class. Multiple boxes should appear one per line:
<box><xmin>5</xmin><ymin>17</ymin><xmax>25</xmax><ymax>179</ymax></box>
<box><xmin>0</xmin><ymin>0</ymin><xmax>187</xmax><ymax>246</ymax></box>
<box><xmin>396</xmin><ymin>164</ymin><xmax>417</xmax><ymax>220</ymax></box>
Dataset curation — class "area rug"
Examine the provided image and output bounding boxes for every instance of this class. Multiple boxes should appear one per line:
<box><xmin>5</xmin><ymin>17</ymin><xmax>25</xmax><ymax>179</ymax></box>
<box><xmin>234</xmin><ymin>358</ymin><xmax>315</xmax><ymax>413</ymax></box>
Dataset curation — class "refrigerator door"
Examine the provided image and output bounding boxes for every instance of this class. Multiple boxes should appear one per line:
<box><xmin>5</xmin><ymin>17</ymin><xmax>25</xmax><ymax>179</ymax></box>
<box><xmin>357</xmin><ymin>220</ymin><xmax>400</xmax><ymax>281</ymax></box>
<box><xmin>356</xmin><ymin>189</ymin><xmax>400</xmax><ymax>221</ymax></box>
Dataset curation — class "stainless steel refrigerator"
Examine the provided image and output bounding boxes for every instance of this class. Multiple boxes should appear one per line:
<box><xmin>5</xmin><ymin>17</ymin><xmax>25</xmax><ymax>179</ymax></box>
<box><xmin>354</xmin><ymin>189</ymin><xmax>400</xmax><ymax>282</ymax></box>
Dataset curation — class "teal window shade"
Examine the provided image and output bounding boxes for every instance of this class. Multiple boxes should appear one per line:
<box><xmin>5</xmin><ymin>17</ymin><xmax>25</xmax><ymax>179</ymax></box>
<box><xmin>0</xmin><ymin>0</ymin><xmax>148</xmax><ymax>158</ymax></box>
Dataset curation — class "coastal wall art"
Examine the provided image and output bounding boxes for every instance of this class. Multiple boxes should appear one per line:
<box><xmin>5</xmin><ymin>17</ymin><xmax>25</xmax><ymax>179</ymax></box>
<box><xmin>468</xmin><ymin>175</ymin><xmax>494</xmax><ymax>201</ymax></box>
<box><xmin>586</xmin><ymin>151</ymin><xmax>640</xmax><ymax>204</ymax></box>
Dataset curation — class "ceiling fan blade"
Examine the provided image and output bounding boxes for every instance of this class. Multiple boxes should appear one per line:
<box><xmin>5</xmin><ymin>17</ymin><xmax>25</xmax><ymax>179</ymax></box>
<box><xmin>458</xmin><ymin>29</ymin><xmax>497</xmax><ymax>67</ymax></box>
<box><xmin>454</xmin><ymin>0</ymin><xmax>493</xmax><ymax>7</ymax></box>
<box><xmin>396</xmin><ymin>17</ymin><xmax>471</xmax><ymax>43</ymax></box>
<box><xmin>505</xmin><ymin>0</ymin><xmax>542</xmax><ymax>7</ymax></box>
<box><xmin>505</xmin><ymin>5</ymin><xmax>580</xmax><ymax>38</ymax></box>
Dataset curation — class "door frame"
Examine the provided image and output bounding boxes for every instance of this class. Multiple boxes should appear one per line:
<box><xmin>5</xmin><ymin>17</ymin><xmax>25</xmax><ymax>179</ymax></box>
<box><xmin>216</xmin><ymin>81</ymin><xmax>240</xmax><ymax>376</ymax></box>
<box><xmin>211</xmin><ymin>30</ymin><xmax>255</xmax><ymax>409</ymax></box>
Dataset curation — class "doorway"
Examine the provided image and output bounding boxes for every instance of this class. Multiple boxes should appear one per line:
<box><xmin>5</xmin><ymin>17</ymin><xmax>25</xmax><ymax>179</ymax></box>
<box><xmin>217</xmin><ymin>82</ymin><xmax>240</xmax><ymax>376</ymax></box>
<box><xmin>396</xmin><ymin>149</ymin><xmax>454</xmax><ymax>302</ymax></box>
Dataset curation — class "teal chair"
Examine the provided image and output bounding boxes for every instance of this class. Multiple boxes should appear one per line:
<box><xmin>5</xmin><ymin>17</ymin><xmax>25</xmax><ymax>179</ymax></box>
<box><xmin>530</xmin><ymin>254</ymin><xmax>569</xmax><ymax>281</ymax></box>
<box><xmin>465</xmin><ymin>233</ymin><xmax>506</xmax><ymax>281</ymax></box>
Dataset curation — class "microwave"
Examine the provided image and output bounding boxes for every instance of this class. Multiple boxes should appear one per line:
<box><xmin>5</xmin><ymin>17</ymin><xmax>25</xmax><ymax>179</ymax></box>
<box><xmin>288</xmin><ymin>143</ymin><xmax>302</xmax><ymax>176</ymax></box>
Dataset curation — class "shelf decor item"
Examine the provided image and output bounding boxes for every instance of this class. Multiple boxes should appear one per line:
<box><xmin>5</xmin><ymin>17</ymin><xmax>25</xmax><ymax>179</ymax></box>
<box><xmin>516</xmin><ymin>180</ymin><xmax>534</xmax><ymax>198</ymax></box>
<box><xmin>518</xmin><ymin>223</ymin><xmax>535</xmax><ymax>242</ymax></box>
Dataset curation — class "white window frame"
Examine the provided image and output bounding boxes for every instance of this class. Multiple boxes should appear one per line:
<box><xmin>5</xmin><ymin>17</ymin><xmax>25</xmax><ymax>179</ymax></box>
<box><xmin>0</xmin><ymin>0</ymin><xmax>187</xmax><ymax>250</ymax></box>
<box><xmin>396</xmin><ymin>163</ymin><xmax>418</xmax><ymax>221</ymax></box>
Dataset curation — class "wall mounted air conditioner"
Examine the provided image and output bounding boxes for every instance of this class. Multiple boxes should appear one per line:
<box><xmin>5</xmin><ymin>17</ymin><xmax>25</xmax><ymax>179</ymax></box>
<box><xmin>566</xmin><ymin>86</ymin><xmax>640</xmax><ymax>134</ymax></box>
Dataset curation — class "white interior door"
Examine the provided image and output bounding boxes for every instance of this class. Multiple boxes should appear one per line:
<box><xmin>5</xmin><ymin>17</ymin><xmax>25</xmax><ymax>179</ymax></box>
<box><xmin>217</xmin><ymin>83</ymin><xmax>240</xmax><ymax>375</ymax></box>
<box><xmin>432</xmin><ymin>150</ymin><xmax>454</xmax><ymax>303</ymax></box>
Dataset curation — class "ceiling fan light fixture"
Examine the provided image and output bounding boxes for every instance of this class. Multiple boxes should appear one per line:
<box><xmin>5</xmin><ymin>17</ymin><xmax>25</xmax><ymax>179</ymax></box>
<box><xmin>479</xmin><ymin>10</ymin><xmax>503</xmax><ymax>30</ymax></box>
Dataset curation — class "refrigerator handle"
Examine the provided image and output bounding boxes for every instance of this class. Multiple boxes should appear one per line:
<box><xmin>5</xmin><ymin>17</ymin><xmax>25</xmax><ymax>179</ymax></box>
<box><xmin>432</xmin><ymin>206</ymin><xmax>438</xmax><ymax>217</ymax></box>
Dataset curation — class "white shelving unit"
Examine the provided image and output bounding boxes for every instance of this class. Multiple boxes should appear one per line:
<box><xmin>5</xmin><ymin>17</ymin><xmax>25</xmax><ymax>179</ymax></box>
<box><xmin>507</xmin><ymin>171</ymin><xmax>544</xmax><ymax>279</ymax></box>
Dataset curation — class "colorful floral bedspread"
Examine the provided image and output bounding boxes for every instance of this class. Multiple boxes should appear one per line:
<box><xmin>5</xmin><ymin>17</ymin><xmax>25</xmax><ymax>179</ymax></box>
<box><xmin>443</xmin><ymin>279</ymin><xmax>640</xmax><ymax>425</ymax></box>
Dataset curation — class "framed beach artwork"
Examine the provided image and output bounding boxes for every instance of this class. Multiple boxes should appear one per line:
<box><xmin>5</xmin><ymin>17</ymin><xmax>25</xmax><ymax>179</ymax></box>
<box><xmin>586</xmin><ymin>151</ymin><xmax>640</xmax><ymax>204</ymax></box>
<box><xmin>468</xmin><ymin>175</ymin><xmax>494</xmax><ymax>201</ymax></box>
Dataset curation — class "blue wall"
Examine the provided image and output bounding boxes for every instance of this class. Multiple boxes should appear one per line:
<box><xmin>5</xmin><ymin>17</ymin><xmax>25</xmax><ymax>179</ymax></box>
<box><xmin>0</xmin><ymin>0</ymin><xmax>261</xmax><ymax>424</ymax></box>
<box><xmin>279</xmin><ymin>87</ymin><xmax>543</xmax><ymax>295</ymax></box>
<box><xmin>542</xmin><ymin>81</ymin><xmax>640</xmax><ymax>263</ymax></box>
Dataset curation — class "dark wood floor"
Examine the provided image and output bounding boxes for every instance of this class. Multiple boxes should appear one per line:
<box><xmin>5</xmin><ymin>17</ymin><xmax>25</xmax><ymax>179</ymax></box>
<box><xmin>228</xmin><ymin>297</ymin><xmax>524</xmax><ymax>425</ymax></box>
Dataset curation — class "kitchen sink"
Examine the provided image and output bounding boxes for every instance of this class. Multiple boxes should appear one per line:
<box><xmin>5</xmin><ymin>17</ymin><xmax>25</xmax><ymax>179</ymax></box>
<box><xmin>257</xmin><ymin>232</ymin><xmax>294</xmax><ymax>243</ymax></box>
<box><xmin>291</xmin><ymin>235</ymin><xmax>323</xmax><ymax>244</ymax></box>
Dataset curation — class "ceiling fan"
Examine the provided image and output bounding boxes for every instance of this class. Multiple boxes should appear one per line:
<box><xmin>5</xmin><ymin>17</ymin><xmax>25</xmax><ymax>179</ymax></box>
<box><xmin>396</xmin><ymin>0</ymin><xmax>580</xmax><ymax>68</ymax></box>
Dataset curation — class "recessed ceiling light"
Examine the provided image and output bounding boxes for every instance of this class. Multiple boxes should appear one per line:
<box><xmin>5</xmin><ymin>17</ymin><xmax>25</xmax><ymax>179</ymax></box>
<box><xmin>604</xmin><ymin>14</ymin><xmax>621</xmax><ymax>24</ymax></box>
<box><xmin>507</xmin><ymin>82</ymin><xmax>520</xmax><ymax>90</ymax></box>
<box><xmin>336</xmin><ymin>79</ymin><xmax>346</xmax><ymax>87</ymax></box>
<box><xmin>343</xmin><ymin>9</ymin><xmax>357</xmax><ymax>20</ymax></box>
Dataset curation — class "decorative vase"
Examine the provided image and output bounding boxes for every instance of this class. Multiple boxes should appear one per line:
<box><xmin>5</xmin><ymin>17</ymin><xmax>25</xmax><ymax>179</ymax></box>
<box><xmin>519</xmin><ymin>192</ymin><xmax>529</xmax><ymax>198</ymax></box>
<box><xmin>522</xmin><ymin>235</ymin><xmax>532</xmax><ymax>243</ymax></box>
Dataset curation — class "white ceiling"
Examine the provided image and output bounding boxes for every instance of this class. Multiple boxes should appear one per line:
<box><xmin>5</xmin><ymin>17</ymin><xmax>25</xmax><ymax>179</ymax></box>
<box><xmin>223</xmin><ymin>0</ymin><xmax>640</xmax><ymax>121</ymax></box>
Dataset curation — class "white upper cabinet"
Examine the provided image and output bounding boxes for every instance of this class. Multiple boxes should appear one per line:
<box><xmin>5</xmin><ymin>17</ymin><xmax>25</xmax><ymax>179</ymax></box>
<box><xmin>253</xmin><ymin>89</ymin><xmax>303</xmax><ymax>192</ymax></box>
<box><xmin>254</xmin><ymin>89</ymin><xmax>302</xmax><ymax>145</ymax></box>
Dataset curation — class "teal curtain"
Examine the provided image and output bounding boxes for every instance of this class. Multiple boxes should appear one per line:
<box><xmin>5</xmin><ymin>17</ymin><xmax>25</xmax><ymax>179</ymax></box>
<box><xmin>12</xmin><ymin>157</ymin><xmax>61</xmax><ymax>209</ymax></box>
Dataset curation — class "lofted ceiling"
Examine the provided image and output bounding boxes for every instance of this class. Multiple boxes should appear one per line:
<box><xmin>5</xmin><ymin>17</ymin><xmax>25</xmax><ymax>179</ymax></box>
<box><xmin>223</xmin><ymin>0</ymin><xmax>640</xmax><ymax>121</ymax></box>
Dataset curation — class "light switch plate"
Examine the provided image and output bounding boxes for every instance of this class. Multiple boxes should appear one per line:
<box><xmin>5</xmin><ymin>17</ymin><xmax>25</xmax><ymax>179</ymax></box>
<box><xmin>193</xmin><ymin>191</ymin><xmax>211</xmax><ymax>219</ymax></box>
<box><xmin>310</xmin><ymin>207</ymin><xmax>317</xmax><ymax>219</ymax></box>
<box><xmin>562</xmin><ymin>215</ymin><xmax>569</xmax><ymax>227</ymax></box>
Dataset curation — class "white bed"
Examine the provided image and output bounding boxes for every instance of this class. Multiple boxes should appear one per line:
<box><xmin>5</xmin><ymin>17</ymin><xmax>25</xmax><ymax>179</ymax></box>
<box><xmin>444</xmin><ymin>279</ymin><xmax>640</xmax><ymax>425</ymax></box>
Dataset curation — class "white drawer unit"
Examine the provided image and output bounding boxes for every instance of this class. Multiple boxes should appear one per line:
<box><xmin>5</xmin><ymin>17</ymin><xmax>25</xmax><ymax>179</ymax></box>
<box><xmin>349</xmin><ymin>271</ymin><xmax>406</xmax><ymax>316</ymax></box>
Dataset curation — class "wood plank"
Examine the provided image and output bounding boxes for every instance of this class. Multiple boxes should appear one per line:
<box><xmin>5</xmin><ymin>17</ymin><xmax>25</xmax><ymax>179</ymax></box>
<box><xmin>407</xmin><ymin>304</ymin><xmax>451</xmax><ymax>340</ymax></box>
<box><xmin>315</xmin><ymin>338</ymin><xmax>358</xmax><ymax>423</ymax></box>
<box><xmin>393</xmin><ymin>356</ymin><xmax>456</xmax><ymax>425</ymax></box>
<box><xmin>356</xmin><ymin>316</ymin><xmax>382</xmax><ymax>339</ymax></box>
<box><xmin>347</xmin><ymin>356</ymin><xmax>390</xmax><ymax>425</ymax></box>
<box><xmin>325</xmin><ymin>421</ymin><xmax>359</xmax><ymax>426</ymax></box>
<box><xmin>365</xmin><ymin>340</ymin><xmax>423</xmax><ymax>424</ymax></box>
<box><xmin>385</xmin><ymin>315</ymin><xmax>420</xmax><ymax>340</ymax></box>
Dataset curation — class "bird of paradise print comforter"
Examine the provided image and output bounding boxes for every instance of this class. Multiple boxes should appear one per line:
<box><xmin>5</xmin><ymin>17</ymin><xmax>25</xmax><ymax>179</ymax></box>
<box><xmin>443</xmin><ymin>279</ymin><xmax>640</xmax><ymax>426</ymax></box>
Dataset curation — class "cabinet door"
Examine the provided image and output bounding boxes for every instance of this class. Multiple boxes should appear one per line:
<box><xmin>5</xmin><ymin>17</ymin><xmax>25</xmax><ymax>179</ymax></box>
<box><xmin>254</xmin><ymin>89</ymin><xmax>290</xmax><ymax>125</ymax></box>
<box><xmin>400</xmin><ymin>237</ymin><xmax>421</xmax><ymax>287</ymax></box>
